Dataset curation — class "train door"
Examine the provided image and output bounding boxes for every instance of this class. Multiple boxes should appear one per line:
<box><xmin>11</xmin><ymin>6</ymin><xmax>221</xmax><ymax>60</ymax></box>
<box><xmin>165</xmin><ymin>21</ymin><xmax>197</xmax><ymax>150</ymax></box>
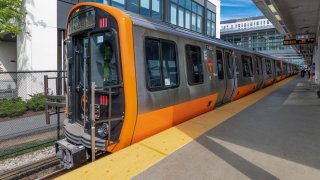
<box><xmin>222</xmin><ymin>50</ymin><xmax>235</xmax><ymax>103</ymax></box>
<box><xmin>215</xmin><ymin>48</ymin><xmax>227</xmax><ymax>105</ymax></box>
<box><xmin>256</xmin><ymin>56</ymin><xmax>264</xmax><ymax>89</ymax></box>
<box><xmin>73</xmin><ymin>36</ymin><xmax>90</xmax><ymax>126</ymax></box>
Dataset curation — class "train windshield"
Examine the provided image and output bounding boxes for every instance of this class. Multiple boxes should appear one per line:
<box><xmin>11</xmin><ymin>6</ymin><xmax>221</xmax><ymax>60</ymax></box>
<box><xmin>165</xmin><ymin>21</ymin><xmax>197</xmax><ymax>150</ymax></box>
<box><xmin>91</xmin><ymin>31</ymin><xmax>119</xmax><ymax>87</ymax></box>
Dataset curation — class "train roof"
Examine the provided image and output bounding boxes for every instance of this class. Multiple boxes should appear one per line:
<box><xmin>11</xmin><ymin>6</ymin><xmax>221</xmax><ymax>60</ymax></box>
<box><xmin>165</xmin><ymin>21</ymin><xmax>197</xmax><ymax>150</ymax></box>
<box><xmin>124</xmin><ymin>11</ymin><xmax>291</xmax><ymax>63</ymax></box>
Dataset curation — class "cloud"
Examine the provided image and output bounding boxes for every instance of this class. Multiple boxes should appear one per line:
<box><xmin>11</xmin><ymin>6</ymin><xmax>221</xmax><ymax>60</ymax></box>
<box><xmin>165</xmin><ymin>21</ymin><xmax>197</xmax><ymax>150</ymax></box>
<box><xmin>221</xmin><ymin>0</ymin><xmax>252</xmax><ymax>7</ymax></box>
<box><xmin>221</xmin><ymin>0</ymin><xmax>263</xmax><ymax>20</ymax></box>
<box><xmin>221</xmin><ymin>3</ymin><xmax>246</xmax><ymax>7</ymax></box>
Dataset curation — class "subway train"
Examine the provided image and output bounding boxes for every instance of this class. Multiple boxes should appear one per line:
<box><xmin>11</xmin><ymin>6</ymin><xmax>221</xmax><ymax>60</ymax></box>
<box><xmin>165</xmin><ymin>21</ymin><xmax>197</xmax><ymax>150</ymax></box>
<box><xmin>56</xmin><ymin>2</ymin><xmax>298</xmax><ymax>168</ymax></box>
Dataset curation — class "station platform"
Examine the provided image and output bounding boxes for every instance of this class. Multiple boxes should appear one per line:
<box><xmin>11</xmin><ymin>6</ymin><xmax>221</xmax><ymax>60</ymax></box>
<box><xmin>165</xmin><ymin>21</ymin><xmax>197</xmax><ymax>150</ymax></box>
<box><xmin>56</xmin><ymin>76</ymin><xmax>320</xmax><ymax>180</ymax></box>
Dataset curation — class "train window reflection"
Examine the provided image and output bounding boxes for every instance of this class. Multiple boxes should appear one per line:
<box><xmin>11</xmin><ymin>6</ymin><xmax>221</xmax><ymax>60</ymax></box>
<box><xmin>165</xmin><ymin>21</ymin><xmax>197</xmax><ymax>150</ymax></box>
<box><xmin>216</xmin><ymin>50</ymin><xmax>224</xmax><ymax>80</ymax></box>
<box><xmin>161</xmin><ymin>41</ymin><xmax>178</xmax><ymax>87</ymax></box>
<box><xmin>242</xmin><ymin>55</ymin><xmax>253</xmax><ymax>77</ymax></box>
<box><xmin>276</xmin><ymin>61</ymin><xmax>282</xmax><ymax>76</ymax></box>
<box><xmin>78</xmin><ymin>38</ymin><xmax>89</xmax><ymax>86</ymax></box>
<box><xmin>186</xmin><ymin>45</ymin><xmax>203</xmax><ymax>85</ymax></box>
<box><xmin>225</xmin><ymin>52</ymin><xmax>234</xmax><ymax>79</ymax></box>
<box><xmin>145</xmin><ymin>38</ymin><xmax>178</xmax><ymax>90</ymax></box>
<box><xmin>265</xmin><ymin>59</ymin><xmax>272</xmax><ymax>75</ymax></box>
<box><xmin>91</xmin><ymin>32</ymin><xmax>119</xmax><ymax>87</ymax></box>
<box><xmin>145</xmin><ymin>39</ymin><xmax>162</xmax><ymax>88</ymax></box>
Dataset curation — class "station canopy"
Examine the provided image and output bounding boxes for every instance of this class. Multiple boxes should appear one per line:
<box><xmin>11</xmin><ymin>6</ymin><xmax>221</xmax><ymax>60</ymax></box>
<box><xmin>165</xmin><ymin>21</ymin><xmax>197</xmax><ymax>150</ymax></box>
<box><xmin>253</xmin><ymin>0</ymin><xmax>320</xmax><ymax>64</ymax></box>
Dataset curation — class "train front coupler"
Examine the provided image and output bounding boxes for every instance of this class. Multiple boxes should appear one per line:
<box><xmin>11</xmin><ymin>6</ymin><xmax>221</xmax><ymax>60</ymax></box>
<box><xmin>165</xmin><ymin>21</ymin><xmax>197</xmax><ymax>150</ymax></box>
<box><xmin>55</xmin><ymin>139</ymin><xmax>88</xmax><ymax>169</ymax></box>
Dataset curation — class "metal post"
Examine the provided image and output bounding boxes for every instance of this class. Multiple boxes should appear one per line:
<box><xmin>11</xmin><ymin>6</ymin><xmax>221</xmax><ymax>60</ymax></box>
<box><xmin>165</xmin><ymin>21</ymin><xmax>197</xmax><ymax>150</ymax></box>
<box><xmin>108</xmin><ymin>87</ymin><xmax>112</xmax><ymax>146</ymax></box>
<box><xmin>91</xmin><ymin>82</ymin><xmax>96</xmax><ymax>162</ymax></box>
<box><xmin>44</xmin><ymin>75</ymin><xmax>50</xmax><ymax>124</ymax></box>
<box><xmin>57</xmin><ymin>72</ymin><xmax>61</xmax><ymax>140</ymax></box>
<box><xmin>83</xmin><ymin>57</ymin><xmax>87</xmax><ymax>129</ymax></box>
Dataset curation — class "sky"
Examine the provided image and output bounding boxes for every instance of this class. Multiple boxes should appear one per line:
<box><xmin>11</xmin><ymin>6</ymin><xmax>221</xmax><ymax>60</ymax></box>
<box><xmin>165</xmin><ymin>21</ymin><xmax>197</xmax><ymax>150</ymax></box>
<box><xmin>220</xmin><ymin>0</ymin><xmax>263</xmax><ymax>21</ymax></box>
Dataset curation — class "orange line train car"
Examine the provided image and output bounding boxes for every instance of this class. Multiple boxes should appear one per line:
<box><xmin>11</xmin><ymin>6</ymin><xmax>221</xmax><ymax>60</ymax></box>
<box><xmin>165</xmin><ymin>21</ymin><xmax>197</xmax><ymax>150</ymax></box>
<box><xmin>56</xmin><ymin>2</ymin><xmax>299</xmax><ymax>169</ymax></box>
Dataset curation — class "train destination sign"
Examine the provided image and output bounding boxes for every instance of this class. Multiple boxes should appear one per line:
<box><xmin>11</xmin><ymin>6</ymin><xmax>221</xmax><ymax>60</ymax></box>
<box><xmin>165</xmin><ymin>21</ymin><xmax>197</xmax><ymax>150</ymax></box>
<box><xmin>69</xmin><ymin>9</ymin><xmax>96</xmax><ymax>35</ymax></box>
<box><xmin>283</xmin><ymin>38</ymin><xmax>315</xmax><ymax>45</ymax></box>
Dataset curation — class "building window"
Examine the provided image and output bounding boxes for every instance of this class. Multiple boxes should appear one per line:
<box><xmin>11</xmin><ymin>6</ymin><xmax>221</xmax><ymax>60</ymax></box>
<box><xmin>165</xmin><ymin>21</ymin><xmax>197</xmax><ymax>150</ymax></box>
<box><xmin>151</xmin><ymin>0</ymin><xmax>161</xmax><ymax>19</ymax></box>
<box><xmin>216</xmin><ymin>50</ymin><xmax>224</xmax><ymax>80</ymax></box>
<box><xmin>169</xmin><ymin>0</ymin><xmax>203</xmax><ymax>33</ymax></box>
<box><xmin>145</xmin><ymin>38</ymin><xmax>179</xmax><ymax>90</ymax></box>
<box><xmin>111</xmin><ymin>0</ymin><xmax>125</xmax><ymax>9</ymax></box>
<box><xmin>170</xmin><ymin>3</ymin><xmax>177</xmax><ymax>24</ymax></box>
<box><xmin>106</xmin><ymin>0</ymin><xmax>162</xmax><ymax>20</ymax></box>
<box><xmin>127</xmin><ymin>0</ymin><xmax>139</xmax><ymax>13</ymax></box>
<box><xmin>185</xmin><ymin>45</ymin><xmax>203</xmax><ymax>85</ymax></box>
<box><xmin>206</xmin><ymin>9</ymin><xmax>216</xmax><ymax>37</ymax></box>
<box><xmin>242</xmin><ymin>55</ymin><xmax>253</xmax><ymax>77</ymax></box>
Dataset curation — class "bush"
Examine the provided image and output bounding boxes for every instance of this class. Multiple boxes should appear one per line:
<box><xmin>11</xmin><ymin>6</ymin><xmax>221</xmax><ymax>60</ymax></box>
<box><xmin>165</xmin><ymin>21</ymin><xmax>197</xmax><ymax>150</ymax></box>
<box><xmin>0</xmin><ymin>98</ymin><xmax>27</xmax><ymax>117</ymax></box>
<box><xmin>26</xmin><ymin>93</ymin><xmax>46</xmax><ymax>111</ymax></box>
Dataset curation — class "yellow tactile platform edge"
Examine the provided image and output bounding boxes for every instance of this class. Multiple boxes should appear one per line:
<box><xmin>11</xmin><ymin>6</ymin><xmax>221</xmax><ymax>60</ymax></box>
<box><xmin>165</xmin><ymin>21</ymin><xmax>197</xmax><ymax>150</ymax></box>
<box><xmin>56</xmin><ymin>76</ymin><xmax>295</xmax><ymax>180</ymax></box>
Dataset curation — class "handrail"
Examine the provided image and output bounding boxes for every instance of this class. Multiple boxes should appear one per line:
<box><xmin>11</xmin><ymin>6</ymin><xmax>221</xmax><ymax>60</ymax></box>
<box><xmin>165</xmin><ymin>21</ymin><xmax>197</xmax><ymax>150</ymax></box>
<box><xmin>90</xmin><ymin>82</ymin><xmax>96</xmax><ymax>162</ymax></box>
<box><xmin>90</xmin><ymin>82</ymin><xmax>124</xmax><ymax>158</ymax></box>
<box><xmin>94</xmin><ymin>83</ymin><xmax>124</xmax><ymax>90</ymax></box>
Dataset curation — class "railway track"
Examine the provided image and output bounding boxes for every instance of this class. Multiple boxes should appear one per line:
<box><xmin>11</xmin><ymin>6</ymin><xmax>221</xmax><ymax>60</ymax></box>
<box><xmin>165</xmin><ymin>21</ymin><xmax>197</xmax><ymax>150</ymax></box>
<box><xmin>0</xmin><ymin>156</ymin><xmax>62</xmax><ymax>180</ymax></box>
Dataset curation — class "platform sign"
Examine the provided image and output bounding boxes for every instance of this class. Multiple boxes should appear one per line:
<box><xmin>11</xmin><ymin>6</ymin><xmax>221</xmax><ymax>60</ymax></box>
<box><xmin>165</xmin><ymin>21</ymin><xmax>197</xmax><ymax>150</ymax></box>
<box><xmin>283</xmin><ymin>38</ymin><xmax>315</xmax><ymax>45</ymax></box>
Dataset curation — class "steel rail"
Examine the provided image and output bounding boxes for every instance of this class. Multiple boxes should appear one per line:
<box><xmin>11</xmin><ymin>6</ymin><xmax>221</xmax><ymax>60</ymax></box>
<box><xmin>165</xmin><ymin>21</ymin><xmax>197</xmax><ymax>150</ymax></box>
<box><xmin>0</xmin><ymin>156</ymin><xmax>60</xmax><ymax>180</ymax></box>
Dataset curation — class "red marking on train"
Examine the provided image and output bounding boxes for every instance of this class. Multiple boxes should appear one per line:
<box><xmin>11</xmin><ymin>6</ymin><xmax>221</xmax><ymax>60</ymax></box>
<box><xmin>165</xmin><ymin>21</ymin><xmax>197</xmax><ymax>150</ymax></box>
<box><xmin>100</xmin><ymin>95</ymin><xmax>108</xmax><ymax>106</ymax></box>
<box><xmin>99</xmin><ymin>17</ymin><xmax>108</xmax><ymax>28</ymax></box>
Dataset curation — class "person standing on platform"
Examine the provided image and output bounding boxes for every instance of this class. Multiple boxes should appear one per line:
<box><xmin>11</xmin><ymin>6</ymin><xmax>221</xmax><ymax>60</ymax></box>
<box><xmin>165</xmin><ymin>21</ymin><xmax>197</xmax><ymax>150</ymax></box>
<box><xmin>306</xmin><ymin>65</ymin><xmax>311</xmax><ymax>79</ymax></box>
<box><xmin>310</xmin><ymin>63</ymin><xmax>315</xmax><ymax>80</ymax></box>
<box><xmin>300</xmin><ymin>66</ymin><xmax>306</xmax><ymax>78</ymax></box>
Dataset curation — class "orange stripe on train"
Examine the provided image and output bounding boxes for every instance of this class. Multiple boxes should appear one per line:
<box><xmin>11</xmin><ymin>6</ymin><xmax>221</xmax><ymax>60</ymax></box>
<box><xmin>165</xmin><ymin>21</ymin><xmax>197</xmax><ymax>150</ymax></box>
<box><xmin>232</xmin><ymin>83</ymin><xmax>258</xmax><ymax>101</ymax></box>
<box><xmin>132</xmin><ymin>93</ymin><xmax>219</xmax><ymax>143</ymax></box>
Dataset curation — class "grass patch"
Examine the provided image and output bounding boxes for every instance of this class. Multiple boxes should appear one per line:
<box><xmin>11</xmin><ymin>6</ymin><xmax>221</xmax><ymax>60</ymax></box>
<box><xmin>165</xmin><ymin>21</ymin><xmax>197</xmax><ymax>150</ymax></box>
<box><xmin>0</xmin><ymin>135</ymin><xmax>64</xmax><ymax>161</ymax></box>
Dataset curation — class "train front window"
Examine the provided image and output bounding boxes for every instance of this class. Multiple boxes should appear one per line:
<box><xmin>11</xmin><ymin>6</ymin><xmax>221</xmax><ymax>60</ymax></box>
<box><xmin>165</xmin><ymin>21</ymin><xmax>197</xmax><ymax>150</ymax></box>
<box><xmin>90</xmin><ymin>32</ymin><xmax>119</xmax><ymax>87</ymax></box>
<box><xmin>79</xmin><ymin>37</ymin><xmax>89</xmax><ymax>87</ymax></box>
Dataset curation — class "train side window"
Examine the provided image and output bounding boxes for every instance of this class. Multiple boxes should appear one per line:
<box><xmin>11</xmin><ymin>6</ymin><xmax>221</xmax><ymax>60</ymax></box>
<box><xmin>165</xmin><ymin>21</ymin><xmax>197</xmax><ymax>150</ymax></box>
<box><xmin>216</xmin><ymin>50</ymin><xmax>224</xmax><ymax>80</ymax></box>
<box><xmin>145</xmin><ymin>39</ymin><xmax>162</xmax><ymax>89</ymax></box>
<box><xmin>225</xmin><ymin>52</ymin><xmax>234</xmax><ymax>79</ymax></box>
<box><xmin>145</xmin><ymin>38</ymin><xmax>178</xmax><ymax>90</ymax></box>
<box><xmin>185</xmin><ymin>45</ymin><xmax>203</xmax><ymax>85</ymax></box>
<box><xmin>256</xmin><ymin>56</ymin><xmax>263</xmax><ymax>75</ymax></box>
<box><xmin>242</xmin><ymin>55</ymin><xmax>253</xmax><ymax>77</ymax></box>
<box><xmin>260</xmin><ymin>58</ymin><xmax>264</xmax><ymax>75</ymax></box>
<box><xmin>265</xmin><ymin>59</ymin><xmax>272</xmax><ymax>75</ymax></box>
<box><xmin>162</xmin><ymin>41</ymin><xmax>178</xmax><ymax>87</ymax></box>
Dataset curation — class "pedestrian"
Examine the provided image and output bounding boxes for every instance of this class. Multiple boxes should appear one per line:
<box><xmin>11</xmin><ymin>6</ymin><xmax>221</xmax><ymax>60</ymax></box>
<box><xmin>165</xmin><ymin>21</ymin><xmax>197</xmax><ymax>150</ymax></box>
<box><xmin>310</xmin><ymin>63</ymin><xmax>316</xmax><ymax>80</ymax></box>
<box><xmin>300</xmin><ymin>66</ymin><xmax>306</xmax><ymax>78</ymax></box>
<box><xmin>306</xmin><ymin>65</ymin><xmax>311</xmax><ymax>79</ymax></box>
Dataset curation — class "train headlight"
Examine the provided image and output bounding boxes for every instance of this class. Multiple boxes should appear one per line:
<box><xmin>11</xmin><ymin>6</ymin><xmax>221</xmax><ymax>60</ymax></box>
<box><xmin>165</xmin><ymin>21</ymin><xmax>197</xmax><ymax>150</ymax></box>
<box><xmin>97</xmin><ymin>123</ymin><xmax>109</xmax><ymax>138</ymax></box>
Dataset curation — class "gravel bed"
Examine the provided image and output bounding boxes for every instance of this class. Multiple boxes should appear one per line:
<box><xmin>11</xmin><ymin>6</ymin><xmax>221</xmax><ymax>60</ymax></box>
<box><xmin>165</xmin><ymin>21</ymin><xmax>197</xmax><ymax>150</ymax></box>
<box><xmin>0</xmin><ymin>146</ymin><xmax>55</xmax><ymax>173</ymax></box>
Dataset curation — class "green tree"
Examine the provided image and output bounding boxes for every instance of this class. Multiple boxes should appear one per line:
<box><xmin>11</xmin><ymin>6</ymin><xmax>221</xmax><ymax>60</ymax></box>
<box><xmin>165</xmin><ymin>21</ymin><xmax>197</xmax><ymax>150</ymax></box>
<box><xmin>0</xmin><ymin>0</ymin><xmax>25</xmax><ymax>36</ymax></box>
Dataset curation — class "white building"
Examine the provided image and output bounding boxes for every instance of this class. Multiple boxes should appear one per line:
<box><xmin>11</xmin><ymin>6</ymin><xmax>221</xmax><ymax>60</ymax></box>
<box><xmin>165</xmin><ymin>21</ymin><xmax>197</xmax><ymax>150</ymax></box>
<box><xmin>221</xmin><ymin>16</ymin><xmax>271</xmax><ymax>31</ymax></box>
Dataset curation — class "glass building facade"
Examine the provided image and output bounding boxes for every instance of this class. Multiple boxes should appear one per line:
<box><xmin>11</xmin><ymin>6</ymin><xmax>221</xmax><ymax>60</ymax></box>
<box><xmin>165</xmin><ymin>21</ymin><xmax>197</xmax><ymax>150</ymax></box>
<box><xmin>93</xmin><ymin>0</ymin><xmax>217</xmax><ymax>37</ymax></box>
<box><xmin>221</xmin><ymin>28</ymin><xmax>291</xmax><ymax>51</ymax></box>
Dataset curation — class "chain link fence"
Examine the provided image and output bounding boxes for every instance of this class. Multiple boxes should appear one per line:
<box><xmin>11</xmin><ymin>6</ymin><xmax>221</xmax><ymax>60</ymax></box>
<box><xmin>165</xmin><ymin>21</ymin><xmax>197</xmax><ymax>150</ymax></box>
<box><xmin>0</xmin><ymin>71</ymin><xmax>66</xmax><ymax>172</ymax></box>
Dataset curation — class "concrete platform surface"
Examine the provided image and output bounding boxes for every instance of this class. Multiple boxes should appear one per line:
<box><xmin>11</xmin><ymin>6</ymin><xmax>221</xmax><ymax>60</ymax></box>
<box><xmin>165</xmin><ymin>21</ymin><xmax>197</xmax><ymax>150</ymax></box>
<box><xmin>57</xmin><ymin>76</ymin><xmax>320</xmax><ymax>180</ymax></box>
<box><xmin>134</xmin><ymin>78</ymin><xmax>320</xmax><ymax>180</ymax></box>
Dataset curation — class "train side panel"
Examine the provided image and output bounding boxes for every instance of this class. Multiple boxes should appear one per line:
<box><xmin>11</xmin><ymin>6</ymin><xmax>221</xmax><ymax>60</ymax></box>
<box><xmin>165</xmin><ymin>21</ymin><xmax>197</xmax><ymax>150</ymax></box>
<box><xmin>131</xmin><ymin>26</ymin><xmax>219</xmax><ymax>143</ymax></box>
